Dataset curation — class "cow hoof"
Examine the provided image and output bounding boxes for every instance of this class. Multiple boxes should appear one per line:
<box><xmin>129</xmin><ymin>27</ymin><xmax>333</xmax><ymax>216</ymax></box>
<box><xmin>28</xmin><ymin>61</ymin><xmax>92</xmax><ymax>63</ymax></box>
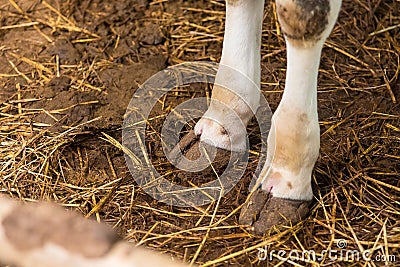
<box><xmin>239</xmin><ymin>189</ymin><xmax>311</xmax><ymax>235</ymax></box>
<box><xmin>168</xmin><ymin>130</ymin><xmax>246</xmax><ymax>183</ymax></box>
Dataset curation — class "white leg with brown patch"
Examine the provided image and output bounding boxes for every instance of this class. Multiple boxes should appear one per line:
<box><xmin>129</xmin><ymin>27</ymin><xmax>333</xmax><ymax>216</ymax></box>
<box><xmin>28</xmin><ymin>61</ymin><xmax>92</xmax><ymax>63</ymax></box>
<box><xmin>260</xmin><ymin>0</ymin><xmax>342</xmax><ymax>201</ymax></box>
<box><xmin>240</xmin><ymin>0</ymin><xmax>341</xmax><ymax>233</ymax></box>
<box><xmin>194</xmin><ymin>0</ymin><xmax>265</xmax><ymax>152</ymax></box>
<box><xmin>261</xmin><ymin>43</ymin><xmax>323</xmax><ymax>201</ymax></box>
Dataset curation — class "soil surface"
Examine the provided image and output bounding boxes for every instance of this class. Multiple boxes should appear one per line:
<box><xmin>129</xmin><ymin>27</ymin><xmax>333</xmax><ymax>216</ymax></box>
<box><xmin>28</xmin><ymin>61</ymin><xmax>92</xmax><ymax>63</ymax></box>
<box><xmin>0</xmin><ymin>0</ymin><xmax>399</xmax><ymax>266</ymax></box>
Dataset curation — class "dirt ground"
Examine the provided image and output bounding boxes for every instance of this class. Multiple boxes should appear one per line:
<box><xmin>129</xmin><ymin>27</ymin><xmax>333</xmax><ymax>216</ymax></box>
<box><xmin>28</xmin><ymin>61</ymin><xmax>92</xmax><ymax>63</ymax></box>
<box><xmin>0</xmin><ymin>0</ymin><xmax>399</xmax><ymax>266</ymax></box>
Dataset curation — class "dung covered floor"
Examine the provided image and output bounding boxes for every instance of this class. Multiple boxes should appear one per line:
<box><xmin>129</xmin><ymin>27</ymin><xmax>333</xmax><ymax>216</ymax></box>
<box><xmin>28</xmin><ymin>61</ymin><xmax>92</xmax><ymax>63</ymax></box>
<box><xmin>0</xmin><ymin>0</ymin><xmax>399</xmax><ymax>266</ymax></box>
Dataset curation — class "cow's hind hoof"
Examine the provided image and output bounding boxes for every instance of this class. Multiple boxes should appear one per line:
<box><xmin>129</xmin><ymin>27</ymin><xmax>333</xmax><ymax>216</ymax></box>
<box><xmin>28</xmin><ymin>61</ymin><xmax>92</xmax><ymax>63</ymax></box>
<box><xmin>239</xmin><ymin>189</ymin><xmax>311</xmax><ymax>235</ymax></box>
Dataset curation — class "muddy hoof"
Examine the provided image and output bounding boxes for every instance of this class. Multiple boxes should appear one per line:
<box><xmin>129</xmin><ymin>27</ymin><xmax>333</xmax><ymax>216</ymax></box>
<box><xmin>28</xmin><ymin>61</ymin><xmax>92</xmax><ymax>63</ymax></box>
<box><xmin>168</xmin><ymin>130</ymin><xmax>246</xmax><ymax>184</ymax></box>
<box><xmin>239</xmin><ymin>189</ymin><xmax>311</xmax><ymax>235</ymax></box>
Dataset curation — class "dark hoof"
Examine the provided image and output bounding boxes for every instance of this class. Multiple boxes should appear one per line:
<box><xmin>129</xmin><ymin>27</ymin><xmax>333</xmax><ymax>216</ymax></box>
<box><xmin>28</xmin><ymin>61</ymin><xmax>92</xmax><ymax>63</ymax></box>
<box><xmin>168</xmin><ymin>130</ymin><xmax>246</xmax><ymax>184</ymax></box>
<box><xmin>239</xmin><ymin>189</ymin><xmax>311</xmax><ymax>235</ymax></box>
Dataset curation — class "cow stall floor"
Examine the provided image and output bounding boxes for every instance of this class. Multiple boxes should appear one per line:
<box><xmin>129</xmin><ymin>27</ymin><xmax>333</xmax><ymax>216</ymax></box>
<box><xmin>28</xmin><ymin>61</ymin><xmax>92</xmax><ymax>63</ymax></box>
<box><xmin>0</xmin><ymin>0</ymin><xmax>399</xmax><ymax>266</ymax></box>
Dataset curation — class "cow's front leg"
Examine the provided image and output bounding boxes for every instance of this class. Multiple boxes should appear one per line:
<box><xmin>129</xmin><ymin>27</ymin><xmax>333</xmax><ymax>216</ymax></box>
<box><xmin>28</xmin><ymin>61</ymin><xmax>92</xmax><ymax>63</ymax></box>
<box><xmin>239</xmin><ymin>0</ymin><xmax>342</xmax><ymax>234</ymax></box>
<box><xmin>194</xmin><ymin>0</ymin><xmax>264</xmax><ymax>152</ymax></box>
<box><xmin>171</xmin><ymin>0</ymin><xmax>264</xmax><ymax>169</ymax></box>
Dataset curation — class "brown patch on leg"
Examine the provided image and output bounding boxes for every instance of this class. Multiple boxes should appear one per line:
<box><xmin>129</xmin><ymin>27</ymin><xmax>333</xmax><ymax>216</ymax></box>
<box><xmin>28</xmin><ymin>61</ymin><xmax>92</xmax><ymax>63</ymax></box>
<box><xmin>2</xmin><ymin>202</ymin><xmax>120</xmax><ymax>258</ymax></box>
<box><xmin>209</xmin><ymin>84</ymin><xmax>255</xmax><ymax>125</ymax></box>
<box><xmin>287</xmin><ymin>182</ymin><xmax>293</xmax><ymax>189</ymax></box>
<box><xmin>269</xmin><ymin>112</ymin><xmax>319</xmax><ymax>175</ymax></box>
<box><xmin>272</xmin><ymin>132</ymin><xmax>310</xmax><ymax>175</ymax></box>
<box><xmin>276</xmin><ymin>0</ymin><xmax>330</xmax><ymax>46</ymax></box>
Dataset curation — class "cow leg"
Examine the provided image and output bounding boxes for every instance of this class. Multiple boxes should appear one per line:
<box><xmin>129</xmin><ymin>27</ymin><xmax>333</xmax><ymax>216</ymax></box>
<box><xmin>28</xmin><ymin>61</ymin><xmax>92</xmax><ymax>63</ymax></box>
<box><xmin>169</xmin><ymin>0</ymin><xmax>265</xmax><ymax>183</ymax></box>
<box><xmin>194</xmin><ymin>0</ymin><xmax>265</xmax><ymax>152</ymax></box>
<box><xmin>239</xmin><ymin>0</ymin><xmax>342</xmax><ymax>234</ymax></box>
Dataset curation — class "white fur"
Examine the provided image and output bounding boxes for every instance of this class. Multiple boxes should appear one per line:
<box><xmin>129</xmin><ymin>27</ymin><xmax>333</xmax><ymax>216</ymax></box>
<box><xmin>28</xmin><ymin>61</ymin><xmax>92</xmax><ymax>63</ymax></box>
<box><xmin>195</xmin><ymin>0</ymin><xmax>265</xmax><ymax>152</ymax></box>
<box><xmin>260</xmin><ymin>44</ymin><xmax>323</xmax><ymax>201</ymax></box>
